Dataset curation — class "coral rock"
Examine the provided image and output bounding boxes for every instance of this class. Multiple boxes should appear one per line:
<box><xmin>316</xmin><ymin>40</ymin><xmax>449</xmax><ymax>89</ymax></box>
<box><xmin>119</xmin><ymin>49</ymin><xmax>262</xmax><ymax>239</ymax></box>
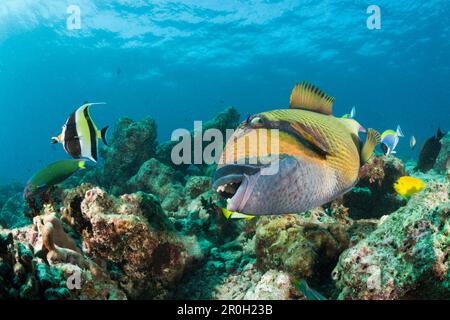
<box><xmin>255</xmin><ymin>209</ymin><xmax>378</xmax><ymax>296</ymax></box>
<box><xmin>434</xmin><ymin>132</ymin><xmax>450</xmax><ymax>176</ymax></box>
<box><xmin>75</xmin><ymin>187</ymin><xmax>188</xmax><ymax>298</ymax></box>
<box><xmin>98</xmin><ymin>117</ymin><xmax>158</xmax><ymax>193</ymax></box>
<box><xmin>333</xmin><ymin>181</ymin><xmax>450</xmax><ymax>299</ymax></box>
<box><xmin>126</xmin><ymin>158</ymin><xmax>186</xmax><ymax>212</ymax></box>
<box><xmin>344</xmin><ymin>155</ymin><xmax>407</xmax><ymax>219</ymax></box>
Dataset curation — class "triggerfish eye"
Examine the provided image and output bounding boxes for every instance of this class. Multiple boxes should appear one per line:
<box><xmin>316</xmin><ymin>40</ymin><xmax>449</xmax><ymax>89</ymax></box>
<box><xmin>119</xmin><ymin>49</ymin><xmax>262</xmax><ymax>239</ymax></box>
<box><xmin>249</xmin><ymin>116</ymin><xmax>264</xmax><ymax>127</ymax></box>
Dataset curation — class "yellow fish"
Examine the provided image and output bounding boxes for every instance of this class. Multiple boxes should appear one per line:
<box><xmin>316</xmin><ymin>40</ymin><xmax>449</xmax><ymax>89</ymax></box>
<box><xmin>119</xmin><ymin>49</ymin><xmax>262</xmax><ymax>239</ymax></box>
<box><xmin>221</xmin><ymin>207</ymin><xmax>256</xmax><ymax>220</ymax></box>
<box><xmin>212</xmin><ymin>81</ymin><xmax>381</xmax><ymax>215</ymax></box>
<box><xmin>394</xmin><ymin>176</ymin><xmax>426</xmax><ymax>197</ymax></box>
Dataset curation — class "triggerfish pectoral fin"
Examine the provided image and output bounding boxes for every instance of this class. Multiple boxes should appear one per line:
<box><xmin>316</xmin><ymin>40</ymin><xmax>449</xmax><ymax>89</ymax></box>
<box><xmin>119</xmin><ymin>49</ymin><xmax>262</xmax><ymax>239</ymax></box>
<box><xmin>361</xmin><ymin>128</ymin><xmax>381</xmax><ymax>163</ymax></box>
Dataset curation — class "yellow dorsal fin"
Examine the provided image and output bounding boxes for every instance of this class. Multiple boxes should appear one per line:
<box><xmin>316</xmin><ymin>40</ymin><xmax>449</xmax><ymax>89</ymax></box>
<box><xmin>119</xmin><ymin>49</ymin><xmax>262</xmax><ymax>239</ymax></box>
<box><xmin>290</xmin><ymin>81</ymin><xmax>334</xmax><ymax>115</ymax></box>
<box><xmin>361</xmin><ymin>128</ymin><xmax>381</xmax><ymax>163</ymax></box>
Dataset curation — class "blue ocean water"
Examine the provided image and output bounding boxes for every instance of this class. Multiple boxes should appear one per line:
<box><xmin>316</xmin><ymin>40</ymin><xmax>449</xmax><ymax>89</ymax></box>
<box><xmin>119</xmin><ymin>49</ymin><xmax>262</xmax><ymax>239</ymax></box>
<box><xmin>0</xmin><ymin>0</ymin><xmax>448</xmax><ymax>183</ymax></box>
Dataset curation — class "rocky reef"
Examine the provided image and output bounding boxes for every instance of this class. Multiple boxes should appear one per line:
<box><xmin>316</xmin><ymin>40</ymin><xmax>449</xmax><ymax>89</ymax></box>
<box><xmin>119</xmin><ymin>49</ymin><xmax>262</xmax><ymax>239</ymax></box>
<box><xmin>333</xmin><ymin>181</ymin><xmax>449</xmax><ymax>299</ymax></box>
<box><xmin>434</xmin><ymin>132</ymin><xmax>450</xmax><ymax>177</ymax></box>
<box><xmin>0</xmin><ymin>183</ymin><xmax>30</xmax><ymax>229</ymax></box>
<box><xmin>0</xmin><ymin>107</ymin><xmax>448</xmax><ymax>300</ymax></box>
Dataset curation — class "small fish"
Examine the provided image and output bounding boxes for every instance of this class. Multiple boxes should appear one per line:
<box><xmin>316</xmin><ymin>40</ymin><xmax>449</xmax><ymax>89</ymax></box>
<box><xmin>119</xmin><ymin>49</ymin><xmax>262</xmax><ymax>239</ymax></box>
<box><xmin>294</xmin><ymin>279</ymin><xmax>327</xmax><ymax>300</ymax></box>
<box><xmin>52</xmin><ymin>102</ymin><xmax>109</xmax><ymax>162</ymax></box>
<box><xmin>341</xmin><ymin>106</ymin><xmax>356</xmax><ymax>119</ymax></box>
<box><xmin>380</xmin><ymin>125</ymin><xmax>404</xmax><ymax>156</ymax></box>
<box><xmin>415</xmin><ymin>127</ymin><xmax>446</xmax><ymax>172</ymax></box>
<box><xmin>23</xmin><ymin>159</ymin><xmax>86</xmax><ymax>199</ymax></box>
<box><xmin>409</xmin><ymin>136</ymin><xmax>416</xmax><ymax>150</ymax></box>
<box><xmin>221</xmin><ymin>207</ymin><xmax>256</xmax><ymax>220</ymax></box>
<box><xmin>394</xmin><ymin>176</ymin><xmax>426</xmax><ymax>197</ymax></box>
<box><xmin>213</xmin><ymin>81</ymin><xmax>380</xmax><ymax>215</ymax></box>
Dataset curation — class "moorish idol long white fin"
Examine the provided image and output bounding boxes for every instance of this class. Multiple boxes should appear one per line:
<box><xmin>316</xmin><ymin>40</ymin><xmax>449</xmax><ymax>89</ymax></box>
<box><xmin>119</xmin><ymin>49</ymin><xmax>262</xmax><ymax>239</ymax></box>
<box><xmin>81</xmin><ymin>102</ymin><xmax>107</xmax><ymax>108</ymax></box>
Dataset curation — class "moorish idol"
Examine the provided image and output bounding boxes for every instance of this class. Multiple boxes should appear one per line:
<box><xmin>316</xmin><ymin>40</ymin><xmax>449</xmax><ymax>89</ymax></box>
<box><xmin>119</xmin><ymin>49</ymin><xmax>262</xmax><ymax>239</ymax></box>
<box><xmin>52</xmin><ymin>102</ymin><xmax>108</xmax><ymax>162</ymax></box>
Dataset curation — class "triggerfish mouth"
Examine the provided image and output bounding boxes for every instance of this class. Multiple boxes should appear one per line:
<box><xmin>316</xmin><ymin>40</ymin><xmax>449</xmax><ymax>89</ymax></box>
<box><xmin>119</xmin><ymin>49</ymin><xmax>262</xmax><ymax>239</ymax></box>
<box><xmin>51</xmin><ymin>102</ymin><xmax>109</xmax><ymax>162</ymax></box>
<box><xmin>212</xmin><ymin>81</ymin><xmax>381</xmax><ymax>215</ymax></box>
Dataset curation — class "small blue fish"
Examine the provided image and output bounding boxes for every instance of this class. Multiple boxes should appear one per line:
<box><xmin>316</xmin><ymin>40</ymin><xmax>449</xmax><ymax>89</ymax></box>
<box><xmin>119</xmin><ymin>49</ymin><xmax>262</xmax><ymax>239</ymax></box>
<box><xmin>380</xmin><ymin>125</ymin><xmax>404</xmax><ymax>155</ymax></box>
<box><xmin>341</xmin><ymin>106</ymin><xmax>356</xmax><ymax>119</ymax></box>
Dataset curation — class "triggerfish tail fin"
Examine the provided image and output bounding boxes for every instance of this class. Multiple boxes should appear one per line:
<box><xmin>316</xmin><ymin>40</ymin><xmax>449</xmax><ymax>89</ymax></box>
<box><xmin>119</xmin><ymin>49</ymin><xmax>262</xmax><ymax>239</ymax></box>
<box><xmin>221</xmin><ymin>207</ymin><xmax>256</xmax><ymax>220</ymax></box>
<box><xmin>361</xmin><ymin>128</ymin><xmax>381</xmax><ymax>163</ymax></box>
<box><xmin>295</xmin><ymin>279</ymin><xmax>327</xmax><ymax>300</ymax></box>
<box><xmin>289</xmin><ymin>81</ymin><xmax>334</xmax><ymax>115</ymax></box>
<box><xmin>100</xmin><ymin>126</ymin><xmax>109</xmax><ymax>146</ymax></box>
<box><xmin>396</xmin><ymin>125</ymin><xmax>404</xmax><ymax>137</ymax></box>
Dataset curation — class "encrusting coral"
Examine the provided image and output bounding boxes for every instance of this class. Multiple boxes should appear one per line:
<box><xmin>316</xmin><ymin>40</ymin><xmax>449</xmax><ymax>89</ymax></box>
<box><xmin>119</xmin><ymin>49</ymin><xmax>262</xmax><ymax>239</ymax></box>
<box><xmin>343</xmin><ymin>155</ymin><xmax>407</xmax><ymax>219</ymax></box>
<box><xmin>62</xmin><ymin>186</ymin><xmax>189</xmax><ymax>299</ymax></box>
<box><xmin>254</xmin><ymin>206</ymin><xmax>378</xmax><ymax>297</ymax></box>
<box><xmin>434</xmin><ymin>132</ymin><xmax>450</xmax><ymax>176</ymax></box>
<box><xmin>333</xmin><ymin>181</ymin><xmax>450</xmax><ymax>299</ymax></box>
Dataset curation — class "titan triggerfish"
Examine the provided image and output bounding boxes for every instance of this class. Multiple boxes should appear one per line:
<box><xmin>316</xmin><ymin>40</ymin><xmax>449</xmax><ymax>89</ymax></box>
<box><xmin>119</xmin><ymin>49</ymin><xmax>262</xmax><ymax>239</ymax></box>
<box><xmin>212</xmin><ymin>81</ymin><xmax>380</xmax><ymax>215</ymax></box>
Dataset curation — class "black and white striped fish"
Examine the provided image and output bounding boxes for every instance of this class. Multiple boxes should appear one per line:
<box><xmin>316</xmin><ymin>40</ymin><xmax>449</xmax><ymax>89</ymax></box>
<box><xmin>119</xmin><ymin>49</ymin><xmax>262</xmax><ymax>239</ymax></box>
<box><xmin>51</xmin><ymin>102</ymin><xmax>108</xmax><ymax>162</ymax></box>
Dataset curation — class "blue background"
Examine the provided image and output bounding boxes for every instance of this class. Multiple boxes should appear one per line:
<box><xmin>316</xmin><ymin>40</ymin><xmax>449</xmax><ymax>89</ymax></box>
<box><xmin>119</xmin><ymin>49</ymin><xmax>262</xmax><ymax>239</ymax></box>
<box><xmin>0</xmin><ymin>0</ymin><xmax>448</xmax><ymax>183</ymax></box>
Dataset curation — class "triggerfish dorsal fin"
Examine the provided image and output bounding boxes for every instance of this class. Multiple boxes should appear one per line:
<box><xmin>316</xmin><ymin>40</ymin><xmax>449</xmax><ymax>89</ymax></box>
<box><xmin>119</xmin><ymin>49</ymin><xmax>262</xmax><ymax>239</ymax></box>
<box><xmin>289</xmin><ymin>81</ymin><xmax>334</xmax><ymax>115</ymax></box>
<box><xmin>361</xmin><ymin>128</ymin><xmax>381</xmax><ymax>163</ymax></box>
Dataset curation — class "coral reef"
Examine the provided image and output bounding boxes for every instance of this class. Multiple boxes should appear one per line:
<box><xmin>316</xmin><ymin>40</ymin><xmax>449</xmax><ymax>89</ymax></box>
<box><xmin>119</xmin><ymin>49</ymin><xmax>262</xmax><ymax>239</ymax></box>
<box><xmin>1</xmin><ymin>107</ymin><xmax>448</xmax><ymax>300</ymax></box>
<box><xmin>333</xmin><ymin>181</ymin><xmax>449</xmax><ymax>299</ymax></box>
<box><xmin>343</xmin><ymin>155</ymin><xmax>407</xmax><ymax>219</ymax></box>
<box><xmin>254</xmin><ymin>207</ymin><xmax>378</xmax><ymax>296</ymax></box>
<box><xmin>214</xmin><ymin>267</ymin><xmax>299</xmax><ymax>300</ymax></box>
<box><xmin>63</xmin><ymin>186</ymin><xmax>188</xmax><ymax>299</ymax></box>
<box><xmin>126</xmin><ymin>158</ymin><xmax>186</xmax><ymax>212</ymax></box>
<box><xmin>156</xmin><ymin>106</ymin><xmax>240</xmax><ymax>174</ymax></box>
<box><xmin>0</xmin><ymin>211</ymin><xmax>126</xmax><ymax>300</ymax></box>
<box><xmin>0</xmin><ymin>191</ymin><xmax>30</xmax><ymax>229</ymax></box>
<box><xmin>434</xmin><ymin>132</ymin><xmax>450</xmax><ymax>176</ymax></box>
